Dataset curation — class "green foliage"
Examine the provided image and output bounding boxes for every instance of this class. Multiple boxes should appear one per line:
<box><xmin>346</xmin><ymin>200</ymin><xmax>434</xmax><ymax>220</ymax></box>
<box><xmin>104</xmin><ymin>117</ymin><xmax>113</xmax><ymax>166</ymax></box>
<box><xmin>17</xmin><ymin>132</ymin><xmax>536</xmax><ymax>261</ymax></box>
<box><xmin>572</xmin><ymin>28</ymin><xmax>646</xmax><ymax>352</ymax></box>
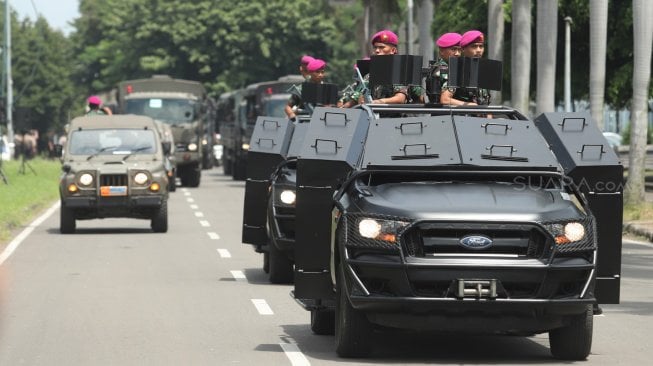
<box><xmin>620</xmin><ymin>121</ymin><xmax>653</xmax><ymax>145</ymax></box>
<box><xmin>0</xmin><ymin>158</ymin><xmax>61</xmax><ymax>244</ymax></box>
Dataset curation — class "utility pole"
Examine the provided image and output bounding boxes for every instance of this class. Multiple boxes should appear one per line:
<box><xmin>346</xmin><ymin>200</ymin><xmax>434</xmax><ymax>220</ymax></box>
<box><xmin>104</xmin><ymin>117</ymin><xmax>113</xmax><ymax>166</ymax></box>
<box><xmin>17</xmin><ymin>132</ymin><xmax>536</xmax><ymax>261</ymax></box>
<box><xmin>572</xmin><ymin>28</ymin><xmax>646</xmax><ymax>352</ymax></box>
<box><xmin>4</xmin><ymin>0</ymin><xmax>13</xmax><ymax>149</ymax></box>
<box><xmin>564</xmin><ymin>16</ymin><xmax>573</xmax><ymax>112</ymax></box>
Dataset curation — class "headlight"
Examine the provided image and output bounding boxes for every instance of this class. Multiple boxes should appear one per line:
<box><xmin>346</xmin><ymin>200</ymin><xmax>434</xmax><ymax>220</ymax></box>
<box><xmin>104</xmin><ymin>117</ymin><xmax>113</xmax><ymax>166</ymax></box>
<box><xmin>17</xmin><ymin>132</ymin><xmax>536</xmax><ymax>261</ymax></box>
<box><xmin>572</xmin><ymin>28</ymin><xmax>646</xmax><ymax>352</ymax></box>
<box><xmin>242</xmin><ymin>143</ymin><xmax>250</xmax><ymax>150</ymax></box>
<box><xmin>134</xmin><ymin>172</ymin><xmax>149</xmax><ymax>185</ymax></box>
<box><xmin>279</xmin><ymin>190</ymin><xmax>296</xmax><ymax>205</ymax></box>
<box><xmin>78</xmin><ymin>173</ymin><xmax>93</xmax><ymax>186</ymax></box>
<box><xmin>357</xmin><ymin>218</ymin><xmax>408</xmax><ymax>243</ymax></box>
<box><xmin>546</xmin><ymin>221</ymin><xmax>586</xmax><ymax>244</ymax></box>
<box><xmin>188</xmin><ymin>143</ymin><xmax>198</xmax><ymax>151</ymax></box>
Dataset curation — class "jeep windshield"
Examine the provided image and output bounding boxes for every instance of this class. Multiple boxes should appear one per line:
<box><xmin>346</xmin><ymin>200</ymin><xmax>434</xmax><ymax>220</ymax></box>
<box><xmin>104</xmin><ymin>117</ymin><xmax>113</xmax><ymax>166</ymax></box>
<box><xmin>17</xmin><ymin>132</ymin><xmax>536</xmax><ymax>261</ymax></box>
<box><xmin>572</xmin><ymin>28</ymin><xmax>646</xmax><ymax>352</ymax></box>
<box><xmin>125</xmin><ymin>98</ymin><xmax>199</xmax><ymax>124</ymax></box>
<box><xmin>68</xmin><ymin>129</ymin><xmax>157</xmax><ymax>156</ymax></box>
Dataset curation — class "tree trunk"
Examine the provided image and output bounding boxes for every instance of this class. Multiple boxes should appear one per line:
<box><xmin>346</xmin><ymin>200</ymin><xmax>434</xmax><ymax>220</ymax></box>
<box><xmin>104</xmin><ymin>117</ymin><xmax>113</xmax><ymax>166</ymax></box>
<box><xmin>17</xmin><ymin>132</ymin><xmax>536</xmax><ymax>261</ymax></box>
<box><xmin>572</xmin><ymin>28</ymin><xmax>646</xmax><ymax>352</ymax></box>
<box><xmin>625</xmin><ymin>0</ymin><xmax>653</xmax><ymax>205</ymax></box>
<box><xmin>590</xmin><ymin>0</ymin><xmax>608</xmax><ymax>130</ymax></box>
<box><xmin>511</xmin><ymin>0</ymin><xmax>531</xmax><ymax>115</ymax></box>
<box><xmin>536</xmin><ymin>1</ymin><xmax>558</xmax><ymax>114</ymax></box>
<box><xmin>488</xmin><ymin>0</ymin><xmax>504</xmax><ymax>104</ymax></box>
<box><xmin>417</xmin><ymin>0</ymin><xmax>434</xmax><ymax>67</ymax></box>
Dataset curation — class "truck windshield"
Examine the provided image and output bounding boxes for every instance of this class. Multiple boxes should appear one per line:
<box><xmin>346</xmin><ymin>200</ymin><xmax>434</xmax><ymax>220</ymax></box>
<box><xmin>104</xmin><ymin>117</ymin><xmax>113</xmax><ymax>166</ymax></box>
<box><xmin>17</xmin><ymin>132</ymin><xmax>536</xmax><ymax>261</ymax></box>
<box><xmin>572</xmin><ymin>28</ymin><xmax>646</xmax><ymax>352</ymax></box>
<box><xmin>68</xmin><ymin>129</ymin><xmax>157</xmax><ymax>156</ymax></box>
<box><xmin>125</xmin><ymin>98</ymin><xmax>198</xmax><ymax>124</ymax></box>
<box><xmin>262</xmin><ymin>98</ymin><xmax>289</xmax><ymax>118</ymax></box>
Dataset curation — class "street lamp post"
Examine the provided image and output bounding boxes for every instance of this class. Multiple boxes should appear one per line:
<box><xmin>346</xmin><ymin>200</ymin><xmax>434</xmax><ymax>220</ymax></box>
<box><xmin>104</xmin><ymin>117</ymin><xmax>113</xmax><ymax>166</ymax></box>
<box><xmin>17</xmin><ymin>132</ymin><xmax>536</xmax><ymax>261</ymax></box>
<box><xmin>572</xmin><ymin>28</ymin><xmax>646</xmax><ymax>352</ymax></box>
<box><xmin>564</xmin><ymin>16</ymin><xmax>573</xmax><ymax>112</ymax></box>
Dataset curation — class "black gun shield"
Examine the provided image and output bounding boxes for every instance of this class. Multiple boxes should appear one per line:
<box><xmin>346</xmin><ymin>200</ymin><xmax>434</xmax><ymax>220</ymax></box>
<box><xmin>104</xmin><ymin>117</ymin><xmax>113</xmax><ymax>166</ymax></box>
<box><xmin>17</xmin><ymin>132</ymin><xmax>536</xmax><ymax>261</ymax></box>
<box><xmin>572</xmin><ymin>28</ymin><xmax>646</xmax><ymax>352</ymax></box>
<box><xmin>301</xmin><ymin>83</ymin><xmax>339</xmax><ymax>106</ymax></box>
<box><xmin>369</xmin><ymin>55</ymin><xmax>423</xmax><ymax>91</ymax></box>
<box><xmin>294</xmin><ymin>107</ymin><xmax>370</xmax><ymax>299</ymax></box>
<box><xmin>242</xmin><ymin>117</ymin><xmax>294</xmax><ymax>246</ymax></box>
<box><xmin>535</xmin><ymin>112</ymin><xmax>623</xmax><ymax>304</ymax></box>
<box><xmin>448</xmin><ymin>57</ymin><xmax>503</xmax><ymax>91</ymax></box>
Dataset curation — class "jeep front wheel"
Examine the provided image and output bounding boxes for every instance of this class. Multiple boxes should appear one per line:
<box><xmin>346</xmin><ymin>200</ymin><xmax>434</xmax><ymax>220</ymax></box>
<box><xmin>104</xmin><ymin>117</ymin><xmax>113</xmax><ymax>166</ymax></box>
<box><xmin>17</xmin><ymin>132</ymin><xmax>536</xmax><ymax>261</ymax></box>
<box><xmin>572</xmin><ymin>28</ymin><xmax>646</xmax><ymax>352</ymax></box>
<box><xmin>151</xmin><ymin>199</ymin><xmax>168</xmax><ymax>233</ymax></box>
<box><xmin>60</xmin><ymin>204</ymin><xmax>76</xmax><ymax>234</ymax></box>
<box><xmin>549</xmin><ymin>304</ymin><xmax>593</xmax><ymax>360</ymax></box>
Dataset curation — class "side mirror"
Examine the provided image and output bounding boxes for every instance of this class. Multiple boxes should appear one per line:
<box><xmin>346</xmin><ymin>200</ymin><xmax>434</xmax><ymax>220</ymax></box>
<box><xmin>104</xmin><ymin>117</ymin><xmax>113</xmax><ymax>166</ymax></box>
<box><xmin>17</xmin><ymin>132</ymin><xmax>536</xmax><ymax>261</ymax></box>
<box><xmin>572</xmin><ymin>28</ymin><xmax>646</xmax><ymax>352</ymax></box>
<box><xmin>162</xmin><ymin>141</ymin><xmax>171</xmax><ymax>155</ymax></box>
<box><xmin>62</xmin><ymin>164</ymin><xmax>71</xmax><ymax>173</ymax></box>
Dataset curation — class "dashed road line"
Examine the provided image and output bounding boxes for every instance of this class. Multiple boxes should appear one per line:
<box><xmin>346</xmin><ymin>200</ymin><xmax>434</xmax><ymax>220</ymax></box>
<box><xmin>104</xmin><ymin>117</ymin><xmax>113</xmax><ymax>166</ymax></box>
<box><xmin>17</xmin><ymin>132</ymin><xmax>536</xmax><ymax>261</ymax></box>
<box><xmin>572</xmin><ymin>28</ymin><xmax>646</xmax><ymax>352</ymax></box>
<box><xmin>207</xmin><ymin>232</ymin><xmax>220</xmax><ymax>240</ymax></box>
<box><xmin>183</xmin><ymin>191</ymin><xmax>191</xmax><ymax>196</ymax></box>
<box><xmin>199</xmin><ymin>220</ymin><xmax>210</xmax><ymax>227</ymax></box>
<box><xmin>194</xmin><ymin>211</ymin><xmax>204</xmax><ymax>218</ymax></box>
<box><xmin>251</xmin><ymin>299</ymin><xmax>274</xmax><ymax>315</ymax></box>
<box><xmin>230</xmin><ymin>270</ymin><xmax>246</xmax><ymax>281</ymax></box>
<box><xmin>279</xmin><ymin>343</ymin><xmax>311</xmax><ymax>366</ymax></box>
<box><xmin>186</xmin><ymin>198</ymin><xmax>195</xmax><ymax>203</ymax></box>
<box><xmin>217</xmin><ymin>249</ymin><xmax>231</xmax><ymax>258</ymax></box>
<box><xmin>190</xmin><ymin>204</ymin><xmax>199</xmax><ymax>210</ymax></box>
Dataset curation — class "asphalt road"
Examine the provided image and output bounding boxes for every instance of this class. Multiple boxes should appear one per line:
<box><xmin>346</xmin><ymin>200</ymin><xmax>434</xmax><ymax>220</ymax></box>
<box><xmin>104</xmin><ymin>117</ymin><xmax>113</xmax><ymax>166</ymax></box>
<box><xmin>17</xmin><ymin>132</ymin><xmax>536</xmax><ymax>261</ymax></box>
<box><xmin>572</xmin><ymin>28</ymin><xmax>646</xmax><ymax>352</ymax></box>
<box><xmin>0</xmin><ymin>167</ymin><xmax>651</xmax><ymax>365</ymax></box>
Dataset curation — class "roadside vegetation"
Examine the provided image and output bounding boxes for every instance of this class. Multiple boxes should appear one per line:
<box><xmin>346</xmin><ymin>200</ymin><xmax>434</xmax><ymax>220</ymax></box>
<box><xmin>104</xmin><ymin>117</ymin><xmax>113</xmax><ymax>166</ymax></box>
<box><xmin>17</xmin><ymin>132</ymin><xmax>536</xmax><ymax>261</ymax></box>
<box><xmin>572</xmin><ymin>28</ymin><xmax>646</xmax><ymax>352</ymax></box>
<box><xmin>0</xmin><ymin>158</ymin><xmax>61</xmax><ymax>244</ymax></box>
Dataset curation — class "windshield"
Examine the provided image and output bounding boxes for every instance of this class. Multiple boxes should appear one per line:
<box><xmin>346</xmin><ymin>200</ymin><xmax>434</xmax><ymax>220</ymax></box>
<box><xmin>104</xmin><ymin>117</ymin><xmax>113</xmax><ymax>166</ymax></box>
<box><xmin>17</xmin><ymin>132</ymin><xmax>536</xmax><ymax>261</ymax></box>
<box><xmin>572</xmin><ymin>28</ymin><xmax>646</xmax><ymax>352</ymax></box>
<box><xmin>263</xmin><ymin>98</ymin><xmax>289</xmax><ymax>118</ymax></box>
<box><xmin>125</xmin><ymin>98</ymin><xmax>199</xmax><ymax>124</ymax></box>
<box><xmin>68</xmin><ymin>129</ymin><xmax>157</xmax><ymax>156</ymax></box>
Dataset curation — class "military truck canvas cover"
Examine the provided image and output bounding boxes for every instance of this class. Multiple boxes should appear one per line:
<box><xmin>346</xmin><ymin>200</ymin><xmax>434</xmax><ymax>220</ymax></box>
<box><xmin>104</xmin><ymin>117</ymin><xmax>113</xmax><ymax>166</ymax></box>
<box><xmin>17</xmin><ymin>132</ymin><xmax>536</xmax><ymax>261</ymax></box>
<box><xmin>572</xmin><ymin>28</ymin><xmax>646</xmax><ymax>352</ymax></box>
<box><xmin>117</xmin><ymin>75</ymin><xmax>205</xmax><ymax>109</ymax></box>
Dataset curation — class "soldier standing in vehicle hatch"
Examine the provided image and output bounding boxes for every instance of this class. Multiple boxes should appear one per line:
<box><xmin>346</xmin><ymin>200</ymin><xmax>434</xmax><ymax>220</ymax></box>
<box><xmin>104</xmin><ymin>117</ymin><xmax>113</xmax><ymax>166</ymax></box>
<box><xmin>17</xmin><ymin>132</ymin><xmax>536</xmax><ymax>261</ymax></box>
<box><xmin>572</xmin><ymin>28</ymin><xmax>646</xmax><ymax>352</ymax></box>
<box><xmin>284</xmin><ymin>58</ymin><xmax>327</xmax><ymax>121</ymax></box>
<box><xmin>434</xmin><ymin>32</ymin><xmax>469</xmax><ymax>105</ymax></box>
<box><xmin>452</xmin><ymin>30</ymin><xmax>491</xmax><ymax>105</ymax></box>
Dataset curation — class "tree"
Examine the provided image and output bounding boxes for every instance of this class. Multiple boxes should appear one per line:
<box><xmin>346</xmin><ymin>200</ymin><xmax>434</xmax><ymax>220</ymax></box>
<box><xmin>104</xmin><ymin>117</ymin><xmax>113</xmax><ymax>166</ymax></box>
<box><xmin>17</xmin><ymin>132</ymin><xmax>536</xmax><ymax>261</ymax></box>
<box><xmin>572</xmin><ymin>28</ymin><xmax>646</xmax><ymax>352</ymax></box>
<box><xmin>589</xmin><ymin>0</ymin><xmax>608</xmax><ymax>130</ymax></box>
<box><xmin>536</xmin><ymin>1</ymin><xmax>558</xmax><ymax>114</ymax></box>
<box><xmin>417</xmin><ymin>0</ymin><xmax>434</xmax><ymax>66</ymax></box>
<box><xmin>625</xmin><ymin>0</ymin><xmax>653</xmax><ymax>205</ymax></box>
<box><xmin>511</xmin><ymin>0</ymin><xmax>531</xmax><ymax>114</ymax></box>
<box><xmin>488</xmin><ymin>0</ymin><xmax>504</xmax><ymax>104</ymax></box>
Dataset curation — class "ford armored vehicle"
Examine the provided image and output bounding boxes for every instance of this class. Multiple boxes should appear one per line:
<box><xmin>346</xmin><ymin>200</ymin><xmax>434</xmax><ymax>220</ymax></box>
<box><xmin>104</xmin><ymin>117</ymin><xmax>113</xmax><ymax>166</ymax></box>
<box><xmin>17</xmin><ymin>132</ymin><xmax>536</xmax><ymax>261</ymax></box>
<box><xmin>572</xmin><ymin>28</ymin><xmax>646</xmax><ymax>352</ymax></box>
<box><xmin>59</xmin><ymin>115</ymin><xmax>170</xmax><ymax>233</ymax></box>
<box><xmin>117</xmin><ymin>75</ymin><xmax>206</xmax><ymax>187</ymax></box>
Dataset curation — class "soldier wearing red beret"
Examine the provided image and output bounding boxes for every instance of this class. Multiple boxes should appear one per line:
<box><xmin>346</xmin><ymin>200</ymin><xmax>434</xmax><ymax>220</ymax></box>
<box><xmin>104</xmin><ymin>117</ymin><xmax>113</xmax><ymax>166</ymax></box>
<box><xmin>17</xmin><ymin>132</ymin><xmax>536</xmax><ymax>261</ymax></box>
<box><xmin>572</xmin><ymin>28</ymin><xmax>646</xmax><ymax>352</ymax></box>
<box><xmin>451</xmin><ymin>30</ymin><xmax>491</xmax><ymax>106</ymax></box>
<box><xmin>285</xmin><ymin>59</ymin><xmax>328</xmax><ymax>120</ymax></box>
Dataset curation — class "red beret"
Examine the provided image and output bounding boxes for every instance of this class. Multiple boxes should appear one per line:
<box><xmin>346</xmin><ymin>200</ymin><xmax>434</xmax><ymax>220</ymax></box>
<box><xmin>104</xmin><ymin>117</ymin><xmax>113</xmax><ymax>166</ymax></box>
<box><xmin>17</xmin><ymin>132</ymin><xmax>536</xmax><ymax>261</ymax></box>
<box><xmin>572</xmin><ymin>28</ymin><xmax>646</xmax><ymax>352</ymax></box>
<box><xmin>436</xmin><ymin>32</ymin><xmax>462</xmax><ymax>48</ymax></box>
<box><xmin>306</xmin><ymin>59</ymin><xmax>326</xmax><ymax>72</ymax></box>
<box><xmin>371</xmin><ymin>30</ymin><xmax>398</xmax><ymax>46</ymax></box>
<box><xmin>301</xmin><ymin>55</ymin><xmax>315</xmax><ymax>66</ymax></box>
<box><xmin>460</xmin><ymin>30</ymin><xmax>485</xmax><ymax>47</ymax></box>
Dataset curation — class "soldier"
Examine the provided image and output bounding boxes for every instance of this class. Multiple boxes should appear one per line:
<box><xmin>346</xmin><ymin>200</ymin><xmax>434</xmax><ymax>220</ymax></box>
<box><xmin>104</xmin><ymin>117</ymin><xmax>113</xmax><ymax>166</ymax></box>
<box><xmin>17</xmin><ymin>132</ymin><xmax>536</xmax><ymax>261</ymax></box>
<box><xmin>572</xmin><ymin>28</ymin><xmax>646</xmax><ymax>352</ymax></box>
<box><xmin>452</xmin><ymin>30</ymin><xmax>491</xmax><ymax>105</ymax></box>
<box><xmin>86</xmin><ymin>95</ymin><xmax>113</xmax><ymax>115</ymax></box>
<box><xmin>299</xmin><ymin>55</ymin><xmax>315</xmax><ymax>81</ymax></box>
<box><xmin>285</xmin><ymin>58</ymin><xmax>327</xmax><ymax>121</ymax></box>
<box><xmin>434</xmin><ymin>33</ymin><xmax>469</xmax><ymax>105</ymax></box>
<box><xmin>368</xmin><ymin>30</ymin><xmax>424</xmax><ymax>104</ymax></box>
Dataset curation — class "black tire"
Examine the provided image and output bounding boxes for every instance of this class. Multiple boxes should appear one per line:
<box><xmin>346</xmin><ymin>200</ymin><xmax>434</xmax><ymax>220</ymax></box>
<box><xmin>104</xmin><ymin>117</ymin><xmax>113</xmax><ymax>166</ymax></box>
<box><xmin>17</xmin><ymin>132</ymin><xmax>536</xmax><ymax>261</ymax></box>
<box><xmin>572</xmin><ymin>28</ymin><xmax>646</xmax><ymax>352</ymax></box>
<box><xmin>151</xmin><ymin>199</ymin><xmax>168</xmax><ymax>233</ymax></box>
<box><xmin>263</xmin><ymin>251</ymin><xmax>270</xmax><ymax>274</ymax></box>
<box><xmin>186</xmin><ymin>166</ymin><xmax>201</xmax><ymax>188</ymax></box>
<box><xmin>549</xmin><ymin>304</ymin><xmax>593</xmax><ymax>360</ymax></box>
<box><xmin>168</xmin><ymin>171</ymin><xmax>177</xmax><ymax>192</ymax></box>
<box><xmin>311</xmin><ymin>309</ymin><xmax>336</xmax><ymax>335</ymax></box>
<box><xmin>59</xmin><ymin>204</ymin><xmax>76</xmax><ymax>234</ymax></box>
<box><xmin>268</xmin><ymin>239</ymin><xmax>293</xmax><ymax>284</ymax></box>
<box><xmin>335</xmin><ymin>263</ymin><xmax>372</xmax><ymax>357</ymax></box>
<box><xmin>223</xmin><ymin>155</ymin><xmax>232</xmax><ymax>175</ymax></box>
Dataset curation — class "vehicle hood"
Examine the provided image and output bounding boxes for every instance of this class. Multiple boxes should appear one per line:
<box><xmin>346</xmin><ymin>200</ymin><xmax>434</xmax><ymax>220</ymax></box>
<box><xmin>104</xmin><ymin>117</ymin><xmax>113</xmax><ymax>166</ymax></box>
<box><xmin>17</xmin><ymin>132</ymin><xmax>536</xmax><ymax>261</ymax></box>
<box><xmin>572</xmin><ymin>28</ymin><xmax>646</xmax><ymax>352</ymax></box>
<box><xmin>64</xmin><ymin>156</ymin><xmax>165</xmax><ymax>174</ymax></box>
<box><xmin>349</xmin><ymin>181</ymin><xmax>583</xmax><ymax>222</ymax></box>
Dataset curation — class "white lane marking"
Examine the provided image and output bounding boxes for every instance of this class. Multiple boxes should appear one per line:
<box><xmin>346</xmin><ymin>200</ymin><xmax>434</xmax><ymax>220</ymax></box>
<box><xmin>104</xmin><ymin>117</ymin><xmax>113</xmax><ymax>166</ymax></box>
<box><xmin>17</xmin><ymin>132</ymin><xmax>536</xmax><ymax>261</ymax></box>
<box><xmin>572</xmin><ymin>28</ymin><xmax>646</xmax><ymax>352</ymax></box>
<box><xmin>199</xmin><ymin>220</ymin><xmax>210</xmax><ymax>227</ymax></box>
<box><xmin>186</xmin><ymin>198</ymin><xmax>194</xmax><ymax>203</ymax></box>
<box><xmin>230</xmin><ymin>270</ymin><xmax>246</xmax><ymax>281</ymax></box>
<box><xmin>0</xmin><ymin>202</ymin><xmax>60</xmax><ymax>265</ymax></box>
<box><xmin>183</xmin><ymin>191</ymin><xmax>191</xmax><ymax>196</ymax></box>
<box><xmin>190</xmin><ymin>204</ymin><xmax>199</xmax><ymax>210</ymax></box>
<box><xmin>217</xmin><ymin>249</ymin><xmax>231</xmax><ymax>258</ymax></box>
<box><xmin>181</xmin><ymin>188</ymin><xmax>189</xmax><ymax>192</ymax></box>
<box><xmin>194</xmin><ymin>211</ymin><xmax>204</xmax><ymax>218</ymax></box>
<box><xmin>279</xmin><ymin>343</ymin><xmax>311</xmax><ymax>366</ymax></box>
<box><xmin>207</xmin><ymin>232</ymin><xmax>220</xmax><ymax>240</ymax></box>
<box><xmin>251</xmin><ymin>299</ymin><xmax>274</xmax><ymax>315</ymax></box>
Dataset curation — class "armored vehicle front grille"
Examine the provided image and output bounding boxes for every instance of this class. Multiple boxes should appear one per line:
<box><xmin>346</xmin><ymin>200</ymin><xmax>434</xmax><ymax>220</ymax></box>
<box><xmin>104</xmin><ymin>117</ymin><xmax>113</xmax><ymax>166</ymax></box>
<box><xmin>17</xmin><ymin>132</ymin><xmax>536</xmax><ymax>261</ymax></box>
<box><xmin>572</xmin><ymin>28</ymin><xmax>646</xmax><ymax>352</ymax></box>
<box><xmin>402</xmin><ymin>222</ymin><xmax>549</xmax><ymax>259</ymax></box>
<box><xmin>100</xmin><ymin>174</ymin><xmax>128</xmax><ymax>186</ymax></box>
<box><xmin>175</xmin><ymin>143</ymin><xmax>188</xmax><ymax>152</ymax></box>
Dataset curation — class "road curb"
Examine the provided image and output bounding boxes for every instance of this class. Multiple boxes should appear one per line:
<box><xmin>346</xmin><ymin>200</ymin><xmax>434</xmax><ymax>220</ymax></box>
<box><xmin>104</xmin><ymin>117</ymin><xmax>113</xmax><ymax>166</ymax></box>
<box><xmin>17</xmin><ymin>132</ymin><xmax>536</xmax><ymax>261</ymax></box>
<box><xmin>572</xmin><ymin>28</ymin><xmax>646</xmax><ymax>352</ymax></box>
<box><xmin>623</xmin><ymin>222</ymin><xmax>653</xmax><ymax>243</ymax></box>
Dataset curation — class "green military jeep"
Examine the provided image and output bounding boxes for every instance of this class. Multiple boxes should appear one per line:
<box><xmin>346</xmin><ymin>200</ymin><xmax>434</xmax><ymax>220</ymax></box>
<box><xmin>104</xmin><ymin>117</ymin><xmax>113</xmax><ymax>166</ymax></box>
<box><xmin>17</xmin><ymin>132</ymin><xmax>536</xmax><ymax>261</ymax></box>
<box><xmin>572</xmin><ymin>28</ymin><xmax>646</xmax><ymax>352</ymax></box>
<box><xmin>59</xmin><ymin>115</ymin><xmax>170</xmax><ymax>233</ymax></box>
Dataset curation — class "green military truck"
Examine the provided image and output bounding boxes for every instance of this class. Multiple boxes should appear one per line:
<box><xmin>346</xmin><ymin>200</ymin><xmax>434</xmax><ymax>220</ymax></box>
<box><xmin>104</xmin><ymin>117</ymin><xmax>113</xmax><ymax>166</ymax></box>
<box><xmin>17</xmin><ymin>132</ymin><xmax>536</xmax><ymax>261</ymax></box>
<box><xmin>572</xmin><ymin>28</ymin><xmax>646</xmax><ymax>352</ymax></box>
<box><xmin>116</xmin><ymin>75</ymin><xmax>206</xmax><ymax>187</ymax></box>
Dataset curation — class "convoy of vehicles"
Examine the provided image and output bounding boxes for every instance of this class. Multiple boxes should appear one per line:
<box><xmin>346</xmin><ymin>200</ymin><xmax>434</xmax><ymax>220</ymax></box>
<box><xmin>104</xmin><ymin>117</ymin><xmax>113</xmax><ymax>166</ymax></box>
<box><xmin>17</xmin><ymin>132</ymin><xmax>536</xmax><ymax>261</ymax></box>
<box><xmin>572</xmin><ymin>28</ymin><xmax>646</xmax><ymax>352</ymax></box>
<box><xmin>218</xmin><ymin>75</ymin><xmax>304</xmax><ymax>180</ymax></box>
<box><xmin>116</xmin><ymin>75</ymin><xmax>207</xmax><ymax>187</ymax></box>
<box><xmin>58</xmin><ymin>115</ymin><xmax>170</xmax><ymax>233</ymax></box>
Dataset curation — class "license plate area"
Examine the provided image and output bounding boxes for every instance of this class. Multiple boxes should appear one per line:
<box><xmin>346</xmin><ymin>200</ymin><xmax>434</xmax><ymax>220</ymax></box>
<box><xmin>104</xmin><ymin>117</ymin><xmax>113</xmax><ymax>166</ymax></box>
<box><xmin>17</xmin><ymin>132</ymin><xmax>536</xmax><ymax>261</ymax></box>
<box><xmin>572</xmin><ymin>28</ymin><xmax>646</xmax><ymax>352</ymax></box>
<box><xmin>454</xmin><ymin>279</ymin><xmax>498</xmax><ymax>299</ymax></box>
<box><xmin>100</xmin><ymin>186</ymin><xmax>128</xmax><ymax>196</ymax></box>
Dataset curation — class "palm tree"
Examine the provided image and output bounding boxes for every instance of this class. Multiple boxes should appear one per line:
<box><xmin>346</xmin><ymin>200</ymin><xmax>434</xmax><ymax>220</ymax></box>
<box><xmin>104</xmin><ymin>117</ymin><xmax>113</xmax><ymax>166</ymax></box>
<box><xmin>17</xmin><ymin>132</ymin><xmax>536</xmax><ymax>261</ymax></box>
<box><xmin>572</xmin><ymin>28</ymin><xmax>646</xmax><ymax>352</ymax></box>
<box><xmin>535</xmin><ymin>1</ymin><xmax>558</xmax><ymax>114</ymax></box>
<box><xmin>511</xmin><ymin>0</ymin><xmax>531</xmax><ymax>114</ymax></box>
<box><xmin>625</xmin><ymin>0</ymin><xmax>653</xmax><ymax>205</ymax></box>
<box><xmin>590</xmin><ymin>0</ymin><xmax>608</xmax><ymax>130</ymax></box>
<box><xmin>488</xmin><ymin>0</ymin><xmax>504</xmax><ymax>104</ymax></box>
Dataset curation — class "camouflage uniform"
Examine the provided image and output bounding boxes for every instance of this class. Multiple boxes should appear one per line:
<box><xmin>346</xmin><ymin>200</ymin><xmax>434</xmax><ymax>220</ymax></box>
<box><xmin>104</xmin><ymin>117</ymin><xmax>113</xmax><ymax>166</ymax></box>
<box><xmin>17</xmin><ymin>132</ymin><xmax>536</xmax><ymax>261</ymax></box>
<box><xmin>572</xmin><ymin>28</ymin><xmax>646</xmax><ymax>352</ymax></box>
<box><xmin>86</xmin><ymin>109</ymin><xmax>108</xmax><ymax>116</ymax></box>
<box><xmin>452</xmin><ymin>86</ymin><xmax>491</xmax><ymax>105</ymax></box>
<box><xmin>372</xmin><ymin>81</ymin><xmax>424</xmax><ymax>104</ymax></box>
<box><xmin>287</xmin><ymin>83</ymin><xmax>304</xmax><ymax>110</ymax></box>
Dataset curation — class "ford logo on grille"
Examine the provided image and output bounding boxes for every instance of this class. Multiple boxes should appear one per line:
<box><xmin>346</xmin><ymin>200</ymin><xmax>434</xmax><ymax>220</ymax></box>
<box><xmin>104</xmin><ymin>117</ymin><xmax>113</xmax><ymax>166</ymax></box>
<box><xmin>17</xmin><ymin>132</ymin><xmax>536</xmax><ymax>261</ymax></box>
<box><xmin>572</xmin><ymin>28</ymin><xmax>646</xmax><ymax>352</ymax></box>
<box><xmin>460</xmin><ymin>235</ymin><xmax>493</xmax><ymax>250</ymax></box>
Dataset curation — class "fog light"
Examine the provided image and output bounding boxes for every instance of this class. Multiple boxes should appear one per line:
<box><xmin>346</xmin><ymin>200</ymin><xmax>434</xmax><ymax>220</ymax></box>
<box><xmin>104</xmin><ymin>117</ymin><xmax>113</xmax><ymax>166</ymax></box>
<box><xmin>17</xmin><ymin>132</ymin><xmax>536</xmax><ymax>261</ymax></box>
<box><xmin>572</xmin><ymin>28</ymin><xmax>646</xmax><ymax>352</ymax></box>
<box><xmin>150</xmin><ymin>182</ymin><xmax>160</xmax><ymax>192</ymax></box>
<box><xmin>67</xmin><ymin>184</ymin><xmax>78</xmax><ymax>193</ymax></box>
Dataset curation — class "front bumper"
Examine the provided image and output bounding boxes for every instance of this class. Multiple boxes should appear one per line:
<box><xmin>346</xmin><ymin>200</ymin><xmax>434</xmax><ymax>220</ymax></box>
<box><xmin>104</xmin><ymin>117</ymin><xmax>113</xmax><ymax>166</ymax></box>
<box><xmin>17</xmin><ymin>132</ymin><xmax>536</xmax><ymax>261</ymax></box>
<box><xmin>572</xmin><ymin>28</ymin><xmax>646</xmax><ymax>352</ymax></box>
<box><xmin>62</xmin><ymin>194</ymin><xmax>164</xmax><ymax>219</ymax></box>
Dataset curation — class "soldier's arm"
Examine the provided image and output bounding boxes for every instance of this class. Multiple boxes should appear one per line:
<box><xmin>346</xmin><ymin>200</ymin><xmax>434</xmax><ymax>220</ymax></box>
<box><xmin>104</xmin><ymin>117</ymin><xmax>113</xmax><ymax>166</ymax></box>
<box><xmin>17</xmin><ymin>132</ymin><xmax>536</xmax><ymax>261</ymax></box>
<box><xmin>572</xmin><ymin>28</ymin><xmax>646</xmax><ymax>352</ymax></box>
<box><xmin>440</xmin><ymin>90</ymin><xmax>476</xmax><ymax>106</ymax></box>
